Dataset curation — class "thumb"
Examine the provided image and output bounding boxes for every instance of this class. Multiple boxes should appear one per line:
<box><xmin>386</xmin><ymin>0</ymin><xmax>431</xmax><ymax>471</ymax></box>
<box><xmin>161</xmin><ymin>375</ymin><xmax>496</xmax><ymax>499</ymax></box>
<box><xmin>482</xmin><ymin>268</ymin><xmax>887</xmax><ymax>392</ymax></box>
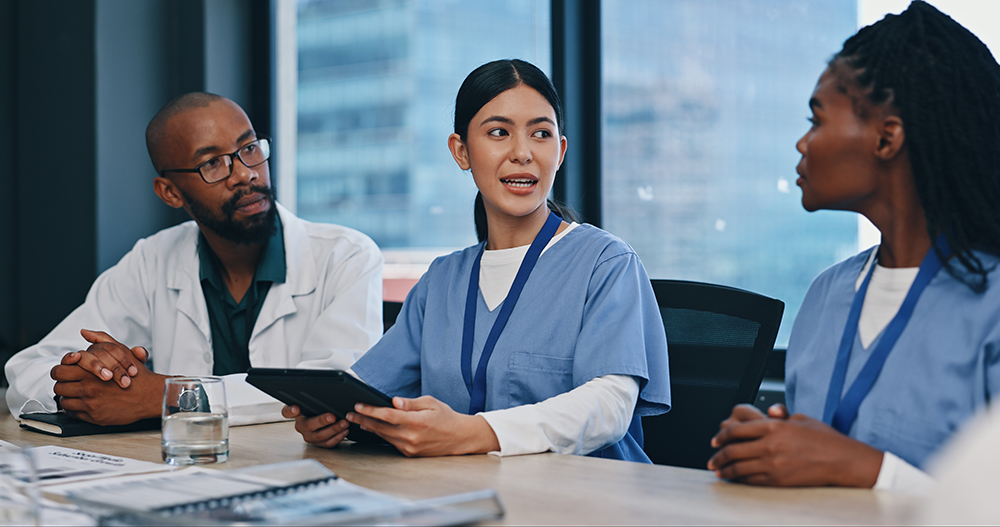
<box><xmin>768</xmin><ymin>403</ymin><xmax>789</xmax><ymax>419</ymax></box>
<box><xmin>131</xmin><ymin>346</ymin><xmax>149</xmax><ymax>363</ymax></box>
<box><xmin>80</xmin><ymin>329</ymin><xmax>120</xmax><ymax>345</ymax></box>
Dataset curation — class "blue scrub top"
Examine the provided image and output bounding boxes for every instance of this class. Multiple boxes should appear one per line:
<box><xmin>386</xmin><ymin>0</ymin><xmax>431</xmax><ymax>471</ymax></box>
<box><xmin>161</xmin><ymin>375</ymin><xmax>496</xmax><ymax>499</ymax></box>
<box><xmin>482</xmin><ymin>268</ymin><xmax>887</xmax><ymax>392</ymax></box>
<box><xmin>353</xmin><ymin>224</ymin><xmax>671</xmax><ymax>463</ymax></box>
<box><xmin>787</xmin><ymin>247</ymin><xmax>1000</xmax><ymax>469</ymax></box>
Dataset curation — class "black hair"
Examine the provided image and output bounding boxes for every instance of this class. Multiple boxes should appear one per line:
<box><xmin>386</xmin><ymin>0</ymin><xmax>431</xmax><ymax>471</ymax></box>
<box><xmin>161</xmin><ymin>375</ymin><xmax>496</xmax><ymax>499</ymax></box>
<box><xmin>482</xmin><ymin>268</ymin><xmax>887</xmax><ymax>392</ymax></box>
<box><xmin>833</xmin><ymin>0</ymin><xmax>1000</xmax><ymax>291</ymax></box>
<box><xmin>453</xmin><ymin>59</ymin><xmax>580</xmax><ymax>243</ymax></box>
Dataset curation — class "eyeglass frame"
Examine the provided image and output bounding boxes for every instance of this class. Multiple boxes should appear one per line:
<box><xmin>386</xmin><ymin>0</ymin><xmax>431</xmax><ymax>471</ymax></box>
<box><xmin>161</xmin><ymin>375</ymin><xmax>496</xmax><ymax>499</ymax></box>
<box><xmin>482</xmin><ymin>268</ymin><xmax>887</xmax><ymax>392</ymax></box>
<box><xmin>159</xmin><ymin>136</ymin><xmax>272</xmax><ymax>184</ymax></box>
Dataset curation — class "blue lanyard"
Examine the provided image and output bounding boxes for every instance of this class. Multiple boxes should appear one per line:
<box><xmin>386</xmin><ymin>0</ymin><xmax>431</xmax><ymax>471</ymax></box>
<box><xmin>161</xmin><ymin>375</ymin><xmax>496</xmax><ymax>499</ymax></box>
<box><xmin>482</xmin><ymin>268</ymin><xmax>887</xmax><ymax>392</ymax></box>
<box><xmin>461</xmin><ymin>211</ymin><xmax>561</xmax><ymax>415</ymax></box>
<box><xmin>822</xmin><ymin>239</ymin><xmax>948</xmax><ymax>434</ymax></box>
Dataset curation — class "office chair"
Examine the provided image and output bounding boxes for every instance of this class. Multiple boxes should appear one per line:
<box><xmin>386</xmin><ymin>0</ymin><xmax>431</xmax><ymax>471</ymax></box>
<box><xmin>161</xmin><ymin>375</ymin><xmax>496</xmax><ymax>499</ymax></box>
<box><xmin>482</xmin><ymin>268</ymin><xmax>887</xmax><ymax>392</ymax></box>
<box><xmin>642</xmin><ymin>279</ymin><xmax>784</xmax><ymax>469</ymax></box>
<box><xmin>383</xmin><ymin>301</ymin><xmax>404</xmax><ymax>333</ymax></box>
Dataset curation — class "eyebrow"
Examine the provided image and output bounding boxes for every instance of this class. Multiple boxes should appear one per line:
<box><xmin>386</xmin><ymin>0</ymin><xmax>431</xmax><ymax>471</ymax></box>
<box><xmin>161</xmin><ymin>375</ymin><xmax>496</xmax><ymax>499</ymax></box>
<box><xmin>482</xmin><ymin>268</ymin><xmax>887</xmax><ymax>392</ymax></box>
<box><xmin>191</xmin><ymin>129</ymin><xmax>257</xmax><ymax>159</ymax></box>
<box><xmin>478</xmin><ymin>116</ymin><xmax>556</xmax><ymax>127</ymax></box>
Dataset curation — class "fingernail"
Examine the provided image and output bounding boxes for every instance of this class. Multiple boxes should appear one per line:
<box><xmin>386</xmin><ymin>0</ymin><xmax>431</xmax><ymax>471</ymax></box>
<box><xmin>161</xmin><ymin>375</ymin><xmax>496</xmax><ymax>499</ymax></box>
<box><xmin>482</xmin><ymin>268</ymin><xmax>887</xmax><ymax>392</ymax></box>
<box><xmin>128</xmin><ymin>366</ymin><xmax>138</xmax><ymax>376</ymax></box>
<box><xmin>121</xmin><ymin>376</ymin><xmax>131</xmax><ymax>387</ymax></box>
<box><xmin>101</xmin><ymin>368</ymin><xmax>112</xmax><ymax>380</ymax></box>
<box><xmin>346</xmin><ymin>412</ymin><xmax>355</xmax><ymax>421</ymax></box>
<box><xmin>325</xmin><ymin>414</ymin><xmax>334</xmax><ymax>424</ymax></box>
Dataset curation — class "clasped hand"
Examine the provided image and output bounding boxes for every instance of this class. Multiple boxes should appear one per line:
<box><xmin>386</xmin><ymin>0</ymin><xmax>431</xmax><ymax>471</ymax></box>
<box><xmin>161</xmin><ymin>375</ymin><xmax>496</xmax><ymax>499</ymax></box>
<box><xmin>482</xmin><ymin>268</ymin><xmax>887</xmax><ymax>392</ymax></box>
<box><xmin>707</xmin><ymin>403</ymin><xmax>883</xmax><ymax>487</ymax></box>
<box><xmin>49</xmin><ymin>329</ymin><xmax>166</xmax><ymax>425</ymax></box>
<box><xmin>283</xmin><ymin>395</ymin><xmax>500</xmax><ymax>457</ymax></box>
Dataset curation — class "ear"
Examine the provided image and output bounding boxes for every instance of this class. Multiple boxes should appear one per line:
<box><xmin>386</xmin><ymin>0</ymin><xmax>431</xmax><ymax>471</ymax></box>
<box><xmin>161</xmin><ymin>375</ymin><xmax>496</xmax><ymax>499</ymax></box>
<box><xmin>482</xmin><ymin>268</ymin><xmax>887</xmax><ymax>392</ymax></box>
<box><xmin>448</xmin><ymin>133</ymin><xmax>471</xmax><ymax>170</ymax></box>
<box><xmin>874</xmin><ymin>115</ymin><xmax>905</xmax><ymax>161</ymax></box>
<box><xmin>556</xmin><ymin>135</ymin><xmax>568</xmax><ymax>170</ymax></box>
<box><xmin>154</xmin><ymin>176</ymin><xmax>186</xmax><ymax>209</ymax></box>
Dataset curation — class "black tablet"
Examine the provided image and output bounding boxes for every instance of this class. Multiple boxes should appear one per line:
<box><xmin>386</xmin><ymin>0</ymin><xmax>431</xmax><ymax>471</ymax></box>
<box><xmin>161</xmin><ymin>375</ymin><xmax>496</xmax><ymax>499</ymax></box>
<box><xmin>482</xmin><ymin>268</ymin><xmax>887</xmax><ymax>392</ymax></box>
<box><xmin>246</xmin><ymin>368</ymin><xmax>394</xmax><ymax>444</ymax></box>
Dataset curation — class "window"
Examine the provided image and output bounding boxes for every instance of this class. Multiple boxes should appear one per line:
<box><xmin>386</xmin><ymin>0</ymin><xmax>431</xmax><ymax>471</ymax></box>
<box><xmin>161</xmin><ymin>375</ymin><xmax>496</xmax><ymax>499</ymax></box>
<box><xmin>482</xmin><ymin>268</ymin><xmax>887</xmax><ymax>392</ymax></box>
<box><xmin>281</xmin><ymin>0</ymin><xmax>1000</xmax><ymax>334</ymax></box>
<box><xmin>601</xmin><ymin>0</ymin><xmax>858</xmax><ymax>345</ymax></box>
<box><xmin>289</xmin><ymin>0</ymin><xmax>551</xmax><ymax>298</ymax></box>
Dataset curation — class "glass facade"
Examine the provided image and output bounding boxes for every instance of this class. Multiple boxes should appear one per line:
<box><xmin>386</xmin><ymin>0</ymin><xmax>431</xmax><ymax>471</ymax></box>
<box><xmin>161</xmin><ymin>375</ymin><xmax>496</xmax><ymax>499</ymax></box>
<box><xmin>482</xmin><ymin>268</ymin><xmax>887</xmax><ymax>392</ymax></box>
<box><xmin>601</xmin><ymin>0</ymin><xmax>858</xmax><ymax>345</ymax></box>
<box><xmin>295</xmin><ymin>0</ymin><xmax>551</xmax><ymax>251</ymax></box>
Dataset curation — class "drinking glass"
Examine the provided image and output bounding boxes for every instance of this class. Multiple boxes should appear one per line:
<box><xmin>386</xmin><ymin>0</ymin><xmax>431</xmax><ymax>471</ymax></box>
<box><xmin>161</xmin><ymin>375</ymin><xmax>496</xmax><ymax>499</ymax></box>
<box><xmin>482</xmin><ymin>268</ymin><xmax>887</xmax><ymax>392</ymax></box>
<box><xmin>0</xmin><ymin>446</ymin><xmax>39</xmax><ymax>526</ymax></box>
<box><xmin>162</xmin><ymin>377</ymin><xmax>229</xmax><ymax>465</ymax></box>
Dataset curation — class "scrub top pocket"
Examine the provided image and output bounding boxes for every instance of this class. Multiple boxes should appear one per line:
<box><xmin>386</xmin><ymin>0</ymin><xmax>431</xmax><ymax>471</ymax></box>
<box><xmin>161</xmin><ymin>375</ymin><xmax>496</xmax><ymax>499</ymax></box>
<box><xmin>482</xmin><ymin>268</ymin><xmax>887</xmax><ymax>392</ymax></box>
<box><xmin>508</xmin><ymin>352</ymin><xmax>574</xmax><ymax>405</ymax></box>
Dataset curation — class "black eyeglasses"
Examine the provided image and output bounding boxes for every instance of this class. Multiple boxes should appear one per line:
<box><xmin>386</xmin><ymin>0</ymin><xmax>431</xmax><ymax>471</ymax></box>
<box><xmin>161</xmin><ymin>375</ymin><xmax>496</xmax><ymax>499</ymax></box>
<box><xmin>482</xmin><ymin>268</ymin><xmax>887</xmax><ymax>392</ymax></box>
<box><xmin>160</xmin><ymin>137</ymin><xmax>271</xmax><ymax>184</ymax></box>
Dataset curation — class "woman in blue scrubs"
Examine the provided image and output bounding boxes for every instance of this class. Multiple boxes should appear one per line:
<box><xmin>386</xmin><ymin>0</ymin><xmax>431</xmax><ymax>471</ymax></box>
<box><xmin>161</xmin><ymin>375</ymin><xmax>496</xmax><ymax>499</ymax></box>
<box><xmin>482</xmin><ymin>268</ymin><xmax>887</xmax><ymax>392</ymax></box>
<box><xmin>709</xmin><ymin>1</ymin><xmax>1000</xmax><ymax>489</ymax></box>
<box><xmin>285</xmin><ymin>60</ymin><xmax>670</xmax><ymax>462</ymax></box>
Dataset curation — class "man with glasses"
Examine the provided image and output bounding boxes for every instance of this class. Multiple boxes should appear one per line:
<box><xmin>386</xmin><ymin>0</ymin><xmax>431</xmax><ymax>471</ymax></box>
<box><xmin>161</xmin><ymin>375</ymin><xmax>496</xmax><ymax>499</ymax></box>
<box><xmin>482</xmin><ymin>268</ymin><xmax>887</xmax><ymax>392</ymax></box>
<box><xmin>5</xmin><ymin>93</ymin><xmax>384</xmax><ymax>426</ymax></box>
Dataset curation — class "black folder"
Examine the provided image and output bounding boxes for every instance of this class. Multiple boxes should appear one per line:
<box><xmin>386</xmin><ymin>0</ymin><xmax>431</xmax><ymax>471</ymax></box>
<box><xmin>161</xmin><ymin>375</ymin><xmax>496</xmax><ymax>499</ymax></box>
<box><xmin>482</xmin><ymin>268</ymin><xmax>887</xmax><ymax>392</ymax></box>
<box><xmin>18</xmin><ymin>412</ymin><xmax>160</xmax><ymax>437</ymax></box>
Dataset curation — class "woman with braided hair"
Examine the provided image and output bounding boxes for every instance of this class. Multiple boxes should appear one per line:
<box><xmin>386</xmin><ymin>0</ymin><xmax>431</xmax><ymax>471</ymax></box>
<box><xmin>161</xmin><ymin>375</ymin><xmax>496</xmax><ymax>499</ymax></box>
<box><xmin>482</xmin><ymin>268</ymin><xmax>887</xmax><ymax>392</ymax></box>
<box><xmin>709</xmin><ymin>1</ymin><xmax>1000</xmax><ymax>490</ymax></box>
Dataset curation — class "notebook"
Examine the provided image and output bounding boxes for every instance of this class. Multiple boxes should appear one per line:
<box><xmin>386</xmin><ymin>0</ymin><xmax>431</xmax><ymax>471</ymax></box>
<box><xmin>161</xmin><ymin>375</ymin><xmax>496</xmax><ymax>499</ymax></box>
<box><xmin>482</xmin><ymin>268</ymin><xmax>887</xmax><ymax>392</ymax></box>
<box><xmin>19</xmin><ymin>412</ymin><xmax>161</xmax><ymax>437</ymax></box>
<box><xmin>54</xmin><ymin>460</ymin><xmax>504</xmax><ymax>526</ymax></box>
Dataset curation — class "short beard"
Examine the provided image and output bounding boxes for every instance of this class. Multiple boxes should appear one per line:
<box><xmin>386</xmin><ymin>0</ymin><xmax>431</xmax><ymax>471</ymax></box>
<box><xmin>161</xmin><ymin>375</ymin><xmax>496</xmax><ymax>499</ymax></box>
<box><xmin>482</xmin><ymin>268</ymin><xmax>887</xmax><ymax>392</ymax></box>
<box><xmin>181</xmin><ymin>185</ymin><xmax>279</xmax><ymax>245</ymax></box>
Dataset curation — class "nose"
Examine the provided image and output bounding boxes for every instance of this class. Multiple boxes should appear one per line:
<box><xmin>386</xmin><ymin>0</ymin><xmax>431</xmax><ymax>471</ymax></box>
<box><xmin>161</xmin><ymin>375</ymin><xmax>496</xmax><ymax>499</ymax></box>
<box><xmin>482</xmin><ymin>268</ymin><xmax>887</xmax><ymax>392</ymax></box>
<box><xmin>795</xmin><ymin>130</ymin><xmax>808</xmax><ymax>156</ymax></box>
<box><xmin>509</xmin><ymin>132</ymin><xmax>532</xmax><ymax>164</ymax></box>
<box><xmin>226</xmin><ymin>155</ymin><xmax>258</xmax><ymax>189</ymax></box>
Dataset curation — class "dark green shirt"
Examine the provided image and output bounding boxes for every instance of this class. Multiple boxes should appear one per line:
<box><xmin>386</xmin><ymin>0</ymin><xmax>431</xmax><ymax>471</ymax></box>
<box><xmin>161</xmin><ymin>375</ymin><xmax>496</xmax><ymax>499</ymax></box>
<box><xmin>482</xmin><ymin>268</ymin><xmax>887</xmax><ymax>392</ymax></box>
<box><xmin>198</xmin><ymin>219</ymin><xmax>286</xmax><ymax>376</ymax></box>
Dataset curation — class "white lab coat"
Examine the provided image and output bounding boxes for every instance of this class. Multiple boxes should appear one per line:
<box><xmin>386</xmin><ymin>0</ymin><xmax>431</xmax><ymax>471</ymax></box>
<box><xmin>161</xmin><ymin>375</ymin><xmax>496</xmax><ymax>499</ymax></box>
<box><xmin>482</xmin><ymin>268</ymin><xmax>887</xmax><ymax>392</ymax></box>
<box><xmin>4</xmin><ymin>203</ymin><xmax>384</xmax><ymax>425</ymax></box>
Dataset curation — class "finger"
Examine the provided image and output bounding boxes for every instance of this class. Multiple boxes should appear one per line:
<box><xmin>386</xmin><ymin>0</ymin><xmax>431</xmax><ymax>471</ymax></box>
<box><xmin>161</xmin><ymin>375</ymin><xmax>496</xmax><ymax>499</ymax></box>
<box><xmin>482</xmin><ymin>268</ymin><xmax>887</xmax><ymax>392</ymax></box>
<box><xmin>60</xmin><ymin>352</ymin><xmax>82</xmax><ymax>366</ymax></box>
<box><xmin>707</xmin><ymin>439</ymin><xmax>765</xmax><ymax>471</ymax></box>
<box><xmin>281</xmin><ymin>405</ymin><xmax>300</xmax><ymax>419</ymax></box>
<box><xmin>346</xmin><ymin>411</ymin><xmax>396</xmax><ymax>435</ymax></box>
<box><xmin>86</xmin><ymin>342</ymin><xmax>140</xmax><ymax>386</ymax></box>
<box><xmin>713</xmin><ymin>457</ymin><xmax>774</xmax><ymax>483</ymax></box>
<box><xmin>768</xmin><ymin>403</ymin><xmax>789</xmax><ymax>419</ymax></box>
<box><xmin>74</xmin><ymin>348</ymin><xmax>128</xmax><ymax>386</ymax></box>
<box><xmin>81</xmin><ymin>329</ymin><xmax>123</xmax><ymax>346</ymax></box>
<box><xmin>51</xmin><ymin>364</ymin><xmax>89</xmax><ymax>382</ymax></box>
<box><xmin>299</xmin><ymin>417</ymin><xmax>350</xmax><ymax>446</ymax></box>
<box><xmin>81</xmin><ymin>330</ymin><xmax>139</xmax><ymax>377</ymax></box>
<box><xmin>353</xmin><ymin>403</ymin><xmax>404</xmax><ymax>425</ymax></box>
<box><xmin>293</xmin><ymin>412</ymin><xmax>340</xmax><ymax>437</ymax></box>
<box><xmin>313</xmin><ymin>426</ymin><xmax>351</xmax><ymax>449</ymax></box>
<box><xmin>131</xmin><ymin>346</ymin><xmax>149</xmax><ymax>364</ymax></box>
<box><xmin>719</xmin><ymin>404</ymin><xmax>767</xmax><ymax>429</ymax></box>
<box><xmin>711</xmin><ymin>420</ymin><xmax>774</xmax><ymax>448</ymax></box>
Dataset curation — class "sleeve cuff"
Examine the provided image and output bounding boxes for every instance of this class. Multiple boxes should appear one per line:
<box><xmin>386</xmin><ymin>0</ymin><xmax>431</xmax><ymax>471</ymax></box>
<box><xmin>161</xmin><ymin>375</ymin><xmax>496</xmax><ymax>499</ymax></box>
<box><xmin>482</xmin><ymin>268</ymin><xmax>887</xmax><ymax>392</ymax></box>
<box><xmin>874</xmin><ymin>451</ymin><xmax>936</xmax><ymax>494</ymax></box>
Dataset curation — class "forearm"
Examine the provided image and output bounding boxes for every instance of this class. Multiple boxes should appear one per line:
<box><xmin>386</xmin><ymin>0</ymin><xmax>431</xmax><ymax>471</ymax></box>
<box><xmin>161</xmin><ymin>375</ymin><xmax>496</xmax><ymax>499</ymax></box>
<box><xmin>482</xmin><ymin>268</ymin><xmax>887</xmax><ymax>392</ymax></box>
<box><xmin>480</xmin><ymin>375</ymin><xmax>639</xmax><ymax>456</ymax></box>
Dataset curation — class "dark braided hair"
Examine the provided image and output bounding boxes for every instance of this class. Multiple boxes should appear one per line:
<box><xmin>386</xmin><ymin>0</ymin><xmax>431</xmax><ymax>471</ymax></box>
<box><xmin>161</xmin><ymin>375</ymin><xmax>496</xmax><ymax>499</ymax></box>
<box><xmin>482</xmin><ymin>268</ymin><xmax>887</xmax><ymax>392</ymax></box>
<box><xmin>832</xmin><ymin>0</ymin><xmax>1000</xmax><ymax>292</ymax></box>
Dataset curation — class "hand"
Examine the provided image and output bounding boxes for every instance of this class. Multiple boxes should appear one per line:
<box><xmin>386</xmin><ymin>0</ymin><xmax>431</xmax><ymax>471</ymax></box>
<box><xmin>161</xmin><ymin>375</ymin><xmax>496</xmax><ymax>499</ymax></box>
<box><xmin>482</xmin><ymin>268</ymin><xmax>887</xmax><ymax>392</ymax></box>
<box><xmin>707</xmin><ymin>405</ymin><xmax>883</xmax><ymax>487</ymax></box>
<box><xmin>282</xmin><ymin>405</ymin><xmax>350</xmax><ymax>449</ymax></box>
<box><xmin>56</xmin><ymin>330</ymin><xmax>150</xmax><ymax>389</ymax></box>
<box><xmin>717</xmin><ymin>403</ymin><xmax>789</xmax><ymax>430</ymax></box>
<box><xmin>50</xmin><ymin>354</ymin><xmax>167</xmax><ymax>425</ymax></box>
<box><xmin>347</xmin><ymin>396</ymin><xmax>500</xmax><ymax>457</ymax></box>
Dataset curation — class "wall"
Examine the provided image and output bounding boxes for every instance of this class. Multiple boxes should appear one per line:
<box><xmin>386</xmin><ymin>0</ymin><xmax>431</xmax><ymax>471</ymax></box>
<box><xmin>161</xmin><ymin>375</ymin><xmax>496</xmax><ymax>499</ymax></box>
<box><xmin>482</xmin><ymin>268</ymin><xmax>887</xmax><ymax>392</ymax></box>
<box><xmin>0</xmin><ymin>0</ymin><xmax>270</xmax><ymax>363</ymax></box>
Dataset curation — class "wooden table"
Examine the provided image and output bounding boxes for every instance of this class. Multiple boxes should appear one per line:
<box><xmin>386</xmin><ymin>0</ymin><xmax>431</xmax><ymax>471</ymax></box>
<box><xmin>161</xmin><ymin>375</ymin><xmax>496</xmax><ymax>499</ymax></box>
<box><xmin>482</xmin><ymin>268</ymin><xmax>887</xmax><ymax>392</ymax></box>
<box><xmin>0</xmin><ymin>410</ymin><xmax>919</xmax><ymax>525</ymax></box>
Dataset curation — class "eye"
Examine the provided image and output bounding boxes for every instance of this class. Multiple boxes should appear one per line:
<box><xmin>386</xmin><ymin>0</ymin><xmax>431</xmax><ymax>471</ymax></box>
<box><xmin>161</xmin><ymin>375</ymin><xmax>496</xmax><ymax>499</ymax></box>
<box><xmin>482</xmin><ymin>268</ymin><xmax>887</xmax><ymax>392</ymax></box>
<box><xmin>242</xmin><ymin>143</ymin><xmax>257</xmax><ymax>154</ymax></box>
<box><xmin>201</xmin><ymin>157</ymin><xmax>223</xmax><ymax>170</ymax></box>
<box><xmin>487</xmin><ymin>128</ymin><xmax>508</xmax><ymax>138</ymax></box>
<box><xmin>806</xmin><ymin>116</ymin><xmax>818</xmax><ymax>127</ymax></box>
<box><xmin>532</xmin><ymin>129</ymin><xmax>553</xmax><ymax>139</ymax></box>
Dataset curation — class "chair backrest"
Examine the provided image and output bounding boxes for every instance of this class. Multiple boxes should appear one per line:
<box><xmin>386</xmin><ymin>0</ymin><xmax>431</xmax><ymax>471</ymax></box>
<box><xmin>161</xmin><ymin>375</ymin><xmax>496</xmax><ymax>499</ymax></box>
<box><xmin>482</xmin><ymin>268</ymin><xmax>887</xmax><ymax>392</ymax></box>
<box><xmin>383</xmin><ymin>301</ymin><xmax>404</xmax><ymax>334</ymax></box>
<box><xmin>642</xmin><ymin>279</ymin><xmax>784</xmax><ymax>469</ymax></box>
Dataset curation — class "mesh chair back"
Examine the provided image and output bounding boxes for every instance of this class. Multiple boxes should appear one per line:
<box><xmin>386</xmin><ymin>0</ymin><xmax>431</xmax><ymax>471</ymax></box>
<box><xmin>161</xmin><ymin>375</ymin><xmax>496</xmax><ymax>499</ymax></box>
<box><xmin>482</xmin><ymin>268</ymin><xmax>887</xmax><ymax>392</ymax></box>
<box><xmin>643</xmin><ymin>279</ymin><xmax>783</xmax><ymax>469</ymax></box>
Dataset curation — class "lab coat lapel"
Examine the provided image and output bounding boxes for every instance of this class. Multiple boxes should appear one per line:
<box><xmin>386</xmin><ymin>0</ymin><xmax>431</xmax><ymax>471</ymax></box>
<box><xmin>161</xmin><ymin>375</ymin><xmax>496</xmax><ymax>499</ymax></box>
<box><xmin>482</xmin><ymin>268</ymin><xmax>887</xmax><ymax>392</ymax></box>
<box><xmin>165</xmin><ymin>225</ymin><xmax>212</xmax><ymax>342</ymax></box>
<box><xmin>251</xmin><ymin>204</ymin><xmax>318</xmax><ymax>341</ymax></box>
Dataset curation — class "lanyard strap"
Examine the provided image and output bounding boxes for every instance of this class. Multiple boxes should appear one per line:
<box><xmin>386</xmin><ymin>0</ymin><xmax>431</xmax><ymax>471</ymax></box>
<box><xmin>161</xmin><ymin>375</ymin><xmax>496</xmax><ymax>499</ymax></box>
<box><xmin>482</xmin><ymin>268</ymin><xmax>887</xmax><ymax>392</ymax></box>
<box><xmin>461</xmin><ymin>211</ymin><xmax>562</xmax><ymax>415</ymax></box>
<box><xmin>822</xmin><ymin>238</ymin><xmax>948</xmax><ymax>434</ymax></box>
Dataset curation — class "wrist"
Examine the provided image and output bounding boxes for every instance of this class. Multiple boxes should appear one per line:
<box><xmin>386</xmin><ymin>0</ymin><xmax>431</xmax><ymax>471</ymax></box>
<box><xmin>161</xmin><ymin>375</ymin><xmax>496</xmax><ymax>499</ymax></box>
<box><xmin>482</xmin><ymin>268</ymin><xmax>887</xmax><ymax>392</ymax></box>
<box><xmin>834</xmin><ymin>442</ymin><xmax>884</xmax><ymax>488</ymax></box>
<box><xmin>464</xmin><ymin>414</ymin><xmax>501</xmax><ymax>455</ymax></box>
